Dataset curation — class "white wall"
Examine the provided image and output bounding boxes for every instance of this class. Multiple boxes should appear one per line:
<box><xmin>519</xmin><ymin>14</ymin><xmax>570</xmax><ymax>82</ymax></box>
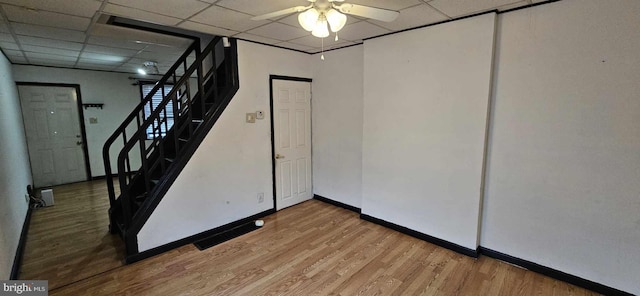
<box><xmin>311</xmin><ymin>45</ymin><xmax>363</xmax><ymax>208</ymax></box>
<box><xmin>0</xmin><ymin>53</ymin><xmax>31</xmax><ymax>279</ymax></box>
<box><xmin>11</xmin><ymin>65</ymin><xmax>142</xmax><ymax>177</ymax></box>
<box><xmin>138</xmin><ymin>41</ymin><xmax>312</xmax><ymax>251</ymax></box>
<box><xmin>361</xmin><ymin>13</ymin><xmax>496</xmax><ymax>250</ymax></box>
<box><xmin>481</xmin><ymin>0</ymin><xmax>640</xmax><ymax>293</ymax></box>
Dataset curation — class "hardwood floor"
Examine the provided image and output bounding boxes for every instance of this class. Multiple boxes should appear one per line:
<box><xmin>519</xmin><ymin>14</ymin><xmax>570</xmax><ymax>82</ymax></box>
<box><xmin>20</xmin><ymin>179</ymin><xmax>125</xmax><ymax>290</ymax></box>
<box><xmin>18</xmin><ymin>181</ymin><xmax>598</xmax><ymax>296</ymax></box>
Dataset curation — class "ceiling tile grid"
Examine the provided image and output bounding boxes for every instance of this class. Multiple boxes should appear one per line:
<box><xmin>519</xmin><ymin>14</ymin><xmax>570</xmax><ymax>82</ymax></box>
<box><xmin>0</xmin><ymin>0</ymin><xmax>537</xmax><ymax>72</ymax></box>
<box><xmin>1</xmin><ymin>4</ymin><xmax>92</xmax><ymax>31</ymax></box>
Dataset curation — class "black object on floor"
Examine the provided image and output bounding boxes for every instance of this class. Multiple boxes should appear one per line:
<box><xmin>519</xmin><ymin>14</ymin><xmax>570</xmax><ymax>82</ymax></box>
<box><xmin>194</xmin><ymin>221</ymin><xmax>261</xmax><ymax>250</ymax></box>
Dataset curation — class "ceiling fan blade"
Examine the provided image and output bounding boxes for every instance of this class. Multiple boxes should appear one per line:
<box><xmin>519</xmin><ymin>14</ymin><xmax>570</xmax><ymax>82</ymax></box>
<box><xmin>335</xmin><ymin>4</ymin><xmax>399</xmax><ymax>22</ymax></box>
<box><xmin>251</xmin><ymin>6</ymin><xmax>311</xmax><ymax>21</ymax></box>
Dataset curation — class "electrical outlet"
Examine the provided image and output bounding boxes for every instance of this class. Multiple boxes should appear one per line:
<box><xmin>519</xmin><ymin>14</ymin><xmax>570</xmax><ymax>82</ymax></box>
<box><xmin>256</xmin><ymin>111</ymin><xmax>264</xmax><ymax>119</ymax></box>
<box><xmin>257</xmin><ymin>192</ymin><xmax>264</xmax><ymax>203</ymax></box>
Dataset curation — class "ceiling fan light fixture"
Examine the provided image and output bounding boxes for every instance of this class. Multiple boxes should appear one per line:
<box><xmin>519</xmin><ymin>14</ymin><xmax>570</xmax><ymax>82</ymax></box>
<box><xmin>298</xmin><ymin>8</ymin><xmax>320</xmax><ymax>31</ymax></box>
<box><xmin>138</xmin><ymin>61</ymin><xmax>159</xmax><ymax>75</ymax></box>
<box><xmin>311</xmin><ymin>18</ymin><xmax>330</xmax><ymax>38</ymax></box>
<box><xmin>325</xmin><ymin>9</ymin><xmax>346</xmax><ymax>32</ymax></box>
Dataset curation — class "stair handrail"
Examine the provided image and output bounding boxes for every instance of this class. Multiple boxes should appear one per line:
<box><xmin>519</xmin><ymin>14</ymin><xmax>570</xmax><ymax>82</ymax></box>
<box><xmin>102</xmin><ymin>40</ymin><xmax>201</xmax><ymax>209</ymax></box>
<box><xmin>125</xmin><ymin>39</ymin><xmax>238</xmax><ymax>241</ymax></box>
<box><xmin>115</xmin><ymin>37</ymin><xmax>224</xmax><ymax>228</ymax></box>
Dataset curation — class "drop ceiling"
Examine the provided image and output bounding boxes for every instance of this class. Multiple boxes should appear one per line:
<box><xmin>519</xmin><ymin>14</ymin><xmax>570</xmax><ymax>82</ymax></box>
<box><xmin>0</xmin><ymin>0</ymin><xmax>541</xmax><ymax>73</ymax></box>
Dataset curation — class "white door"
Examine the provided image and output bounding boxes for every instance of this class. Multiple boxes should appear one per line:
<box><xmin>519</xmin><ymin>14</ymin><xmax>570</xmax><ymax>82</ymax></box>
<box><xmin>273</xmin><ymin>79</ymin><xmax>312</xmax><ymax>210</ymax></box>
<box><xmin>18</xmin><ymin>85</ymin><xmax>88</xmax><ymax>187</ymax></box>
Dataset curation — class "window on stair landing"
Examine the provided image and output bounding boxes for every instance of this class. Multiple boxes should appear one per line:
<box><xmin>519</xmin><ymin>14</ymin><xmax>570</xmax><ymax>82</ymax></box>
<box><xmin>140</xmin><ymin>82</ymin><xmax>175</xmax><ymax>139</ymax></box>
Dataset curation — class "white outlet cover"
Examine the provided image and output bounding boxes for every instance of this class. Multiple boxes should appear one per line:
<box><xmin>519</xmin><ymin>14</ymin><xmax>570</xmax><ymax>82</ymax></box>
<box><xmin>246</xmin><ymin>113</ymin><xmax>256</xmax><ymax>123</ymax></box>
<box><xmin>256</xmin><ymin>111</ymin><xmax>264</xmax><ymax>119</ymax></box>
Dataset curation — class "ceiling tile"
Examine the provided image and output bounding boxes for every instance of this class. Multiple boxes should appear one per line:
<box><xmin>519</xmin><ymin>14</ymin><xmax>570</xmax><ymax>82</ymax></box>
<box><xmin>216</xmin><ymin>0</ymin><xmax>306</xmax><ymax>16</ymax></box>
<box><xmin>2</xmin><ymin>48</ymin><xmax>22</xmax><ymax>56</ymax></box>
<box><xmin>246</xmin><ymin>22</ymin><xmax>309</xmax><ymax>41</ymax></box>
<box><xmin>274</xmin><ymin>42</ymin><xmax>313</xmax><ymax>52</ymax></box>
<box><xmin>428</xmin><ymin>0</ymin><xmax>522</xmax><ymax>17</ymax></box>
<box><xmin>21</xmin><ymin>45</ymin><xmax>80</xmax><ymax>57</ymax></box>
<box><xmin>89</xmin><ymin>23</ymin><xmax>193</xmax><ymax>49</ymax></box>
<box><xmin>83</xmin><ymin>44</ymin><xmax>140</xmax><ymax>56</ymax></box>
<box><xmin>0</xmin><ymin>0</ymin><xmax>101</xmax><ymax>17</ymax></box>
<box><xmin>334</xmin><ymin>21</ymin><xmax>389</xmax><ymax>42</ymax></box>
<box><xmin>77</xmin><ymin>57</ymin><xmax>124</xmax><ymax>65</ymax></box>
<box><xmin>346</xmin><ymin>0</ymin><xmax>422</xmax><ymax>11</ymax></box>
<box><xmin>113</xmin><ymin>63</ymin><xmax>140</xmax><ymax>73</ymax></box>
<box><xmin>319</xmin><ymin>40</ymin><xmax>358</xmax><ymax>52</ymax></box>
<box><xmin>27</xmin><ymin>58</ymin><xmax>76</xmax><ymax>67</ymax></box>
<box><xmin>11</xmin><ymin>23</ymin><xmax>86</xmax><ymax>43</ymax></box>
<box><xmin>0</xmin><ymin>21</ymin><xmax>9</xmax><ymax>33</ymax></box>
<box><xmin>496</xmin><ymin>1</ymin><xmax>529</xmax><ymax>11</ymax></box>
<box><xmin>178</xmin><ymin>21</ymin><xmax>238</xmax><ymax>37</ymax></box>
<box><xmin>76</xmin><ymin>62</ymin><xmax>119</xmax><ymax>71</ymax></box>
<box><xmin>87</xmin><ymin>36</ymin><xmax>147</xmax><ymax>50</ymax></box>
<box><xmin>8</xmin><ymin>55</ymin><xmax>27</xmax><ymax>63</ymax></box>
<box><xmin>233</xmin><ymin>32</ymin><xmax>280</xmax><ymax>45</ymax></box>
<box><xmin>108</xmin><ymin>0</ymin><xmax>209</xmax><ymax>19</ymax></box>
<box><xmin>80</xmin><ymin>52</ymin><xmax>129</xmax><ymax>63</ymax></box>
<box><xmin>0</xmin><ymin>32</ymin><xmax>14</xmax><ymax>42</ymax></box>
<box><xmin>16</xmin><ymin>35</ymin><xmax>84</xmax><ymax>51</ymax></box>
<box><xmin>0</xmin><ymin>41</ymin><xmax>19</xmax><ymax>50</ymax></box>
<box><xmin>24</xmin><ymin>52</ymin><xmax>78</xmax><ymax>62</ymax></box>
<box><xmin>103</xmin><ymin>4</ymin><xmax>181</xmax><ymax>26</ymax></box>
<box><xmin>190</xmin><ymin>6</ymin><xmax>268</xmax><ymax>32</ymax></box>
<box><xmin>133</xmin><ymin>50</ymin><xmax>180</xmax><ymax>61</ymax></box>
<box><xmin>2</xmin><ymin>5</ymin><xmax>91</xmax><ymax>31</ymax></box>
<box><xmin>288</xmin><ymin>34</ymin><xmax>347</xmax><ymax>48</ymax></box>
<box><xmin>369</xmin><ymin>4</ymin><xmax>448</xmax><ymax>31</ymax></box>
<box><xmin>141</xmin><ymin>44</ymin><xmax>185</xmax><ymax>54</ymax></box>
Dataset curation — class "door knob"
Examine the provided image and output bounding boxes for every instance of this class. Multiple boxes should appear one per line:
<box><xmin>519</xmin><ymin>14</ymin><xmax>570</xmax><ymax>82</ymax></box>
<box><xmin>275</xmin><ymin>154</ymin><xmax>284</xmax><ymax>159</ymax></box>
<box><xmin>76</xmin><ymin>141</ymin><xmax>83</xmax><ymax>145</ymax></box>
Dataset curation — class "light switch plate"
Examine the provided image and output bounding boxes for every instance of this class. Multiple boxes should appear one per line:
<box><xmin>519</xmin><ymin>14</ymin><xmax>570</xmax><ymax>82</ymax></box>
<box><xmin>246</xmin><ymin>113</ymin><xmax>256</xmax><ymax>123</ymax></box>
<box><xmin>89</xmin><ymin>117</ymin><xmax>98</xmax><ymax>124</ymax></box>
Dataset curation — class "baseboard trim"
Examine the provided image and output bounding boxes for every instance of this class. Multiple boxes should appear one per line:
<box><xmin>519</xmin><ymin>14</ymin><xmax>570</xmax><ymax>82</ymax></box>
<box><xmin>125</xmin><ymin>208</ymin><xmax>276</xmax><ymax>264</ymax></box>
<box><xmin>10</xmin><ymin>207</ymin><xmax>33</xmax><ymax>280</ymax></box>
<box><xmin>313</xmin><ymin>194</ymin><xmax>361</xmax><ymax>214</ymax></box>
<box><xmin>194</xmin><ymin>222</ymin><xmax>260</xmax><ymax>251</ymax></box>
<box><xmin>360</xmin><ymin>213</ymin><xmax>478</xmax><ymax>258</ymax></box>
<box><xmin>478</xmin><ymin>247</ymin><xmax>633</xmax><ymax>296</ymax></box>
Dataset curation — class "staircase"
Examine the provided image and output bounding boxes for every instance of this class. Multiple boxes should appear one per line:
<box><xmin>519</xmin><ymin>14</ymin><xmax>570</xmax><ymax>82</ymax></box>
<box><xmin>102</xmin><ymin>37</ymin><xmax>239</xmax><ymax>259</ymax></box>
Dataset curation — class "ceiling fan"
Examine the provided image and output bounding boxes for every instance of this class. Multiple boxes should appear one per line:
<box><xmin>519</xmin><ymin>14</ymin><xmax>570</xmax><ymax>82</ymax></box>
<box><xmin>251</xmin><ymin>0</ymin><xmax>399</xmax><ymax>40</ymax></box>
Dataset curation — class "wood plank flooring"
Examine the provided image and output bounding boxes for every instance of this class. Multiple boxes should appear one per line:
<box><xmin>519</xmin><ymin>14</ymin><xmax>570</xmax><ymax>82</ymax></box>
<box><xmin>20</xmin><ymin>179</ymin><xmax>124</xmax><ymax>290</ymax></box>
<box><xmin>18</xmin><ymin>180</ymin><xmax>598</xmax><ymax>295</ymax></box>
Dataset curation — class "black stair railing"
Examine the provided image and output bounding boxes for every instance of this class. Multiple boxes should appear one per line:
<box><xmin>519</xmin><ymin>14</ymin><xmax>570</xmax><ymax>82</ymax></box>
<box><xmin>102</xmin><ymin>36</ymin><xmax>238</xmax><ymax>256</ymax></box>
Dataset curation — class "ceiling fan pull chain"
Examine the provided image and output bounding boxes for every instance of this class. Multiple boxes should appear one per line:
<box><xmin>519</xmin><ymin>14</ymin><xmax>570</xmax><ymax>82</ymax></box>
<box><xmin>321</xmin><ymin>37</ymin><xmax>325</xmax><ymax>60</ymax></box>
<box><xmin>335</xmin><ymin>32</ymin><xmax>339</xmax><ymax>41</ymax></box>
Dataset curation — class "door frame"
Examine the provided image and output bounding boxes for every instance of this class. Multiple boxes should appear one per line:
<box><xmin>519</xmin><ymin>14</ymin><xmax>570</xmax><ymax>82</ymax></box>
<box><xmin>16</xmin><ymin>82</ymin><xmax>92</xmax><ymax>181</ymax></box>
<box><xmin>269</xmin><ymin>75</ymin><xmax>313</xmax><ymax>210</ymax></box>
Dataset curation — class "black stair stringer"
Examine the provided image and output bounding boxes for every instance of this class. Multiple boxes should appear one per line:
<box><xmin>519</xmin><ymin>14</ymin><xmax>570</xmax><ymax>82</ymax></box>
<box><xmin>124</xmin><ymin>40</ymin><xmax>239</xmax><ymax>256</ymax></box>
